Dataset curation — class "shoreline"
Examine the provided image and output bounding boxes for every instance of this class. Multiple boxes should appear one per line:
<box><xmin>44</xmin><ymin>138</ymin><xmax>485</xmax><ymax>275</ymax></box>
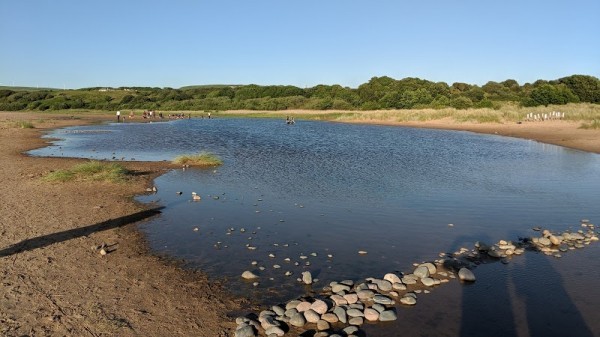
<box><xmin>351</xmin><ymin>119</ymin><xmax>600</xmax><ymax>154</ymax></box>
<box><xmin>1</xmin><ymin>110</ymin><xmax>598</xmax><ymax>336</ymax></box>
<box><xmin>0</xmin><ymin>112</ymin><xmax>237</xmax><ymax>336</ymax></box>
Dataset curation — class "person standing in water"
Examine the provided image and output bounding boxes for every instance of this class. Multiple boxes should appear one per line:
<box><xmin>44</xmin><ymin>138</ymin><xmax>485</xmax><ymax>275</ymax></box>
<box><xmin>116</xmin><ymin>110</ymin><xmax>121</xmax><ymax>123</ymax></box>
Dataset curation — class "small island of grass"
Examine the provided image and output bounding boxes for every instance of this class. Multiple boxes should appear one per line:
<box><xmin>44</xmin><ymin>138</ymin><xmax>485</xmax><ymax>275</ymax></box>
<box><xmin>44</xmin><ymin>161</ymin><xmax>131</xmax><ymax>183</ymax></box>
<box><xmin>172</xmin><ymin>152</ymin><xmax>223</xmax><ymax>167</ymax></box>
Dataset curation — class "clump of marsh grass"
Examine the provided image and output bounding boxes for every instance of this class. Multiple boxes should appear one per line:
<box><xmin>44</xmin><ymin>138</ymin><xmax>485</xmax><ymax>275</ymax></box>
<box><xmin>172</xmin><ymin>152</ymin><xmax>222</xmax><ymax>167</ymax></box>
<box><xmin>14</xmin><ymin>120</ymin><xmax>34</xmax><ymax>129</ymax></box>
<box><xmin>579</xmin><ymin>120</ymin><xmax>600</xmax><ymax>130</ymax></box>
<box><xmin>44</xmin><ymin>161</ymin><xmax>131</xmax><ymax>183</ymax></box>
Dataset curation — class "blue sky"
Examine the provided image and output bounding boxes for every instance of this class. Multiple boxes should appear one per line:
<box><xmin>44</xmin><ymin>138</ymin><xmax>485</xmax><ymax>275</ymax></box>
<box><xmin>1</xmin><ymin>0</ymin><xmax>599</xmax><ymax>89</ymax></box>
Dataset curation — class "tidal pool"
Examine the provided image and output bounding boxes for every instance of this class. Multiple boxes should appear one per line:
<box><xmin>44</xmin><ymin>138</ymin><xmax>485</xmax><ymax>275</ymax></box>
<box><xmin>30</xmin><ymin>118</ymin><xmax>600</xmax><ymax>336</ymax></box>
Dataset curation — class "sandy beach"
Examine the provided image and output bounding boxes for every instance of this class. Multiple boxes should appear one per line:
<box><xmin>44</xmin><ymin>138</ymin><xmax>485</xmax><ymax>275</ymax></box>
<box><xmin>367</xmin><ymin>119</ymin><xmax>600</xmax><ymax>154</ymax></box>
<box><xmin>0</xmin><ymin>112</ymin><xmax>237</xmax><ymax>336</ymax></box>
<box><xmin>1</xmin><ymin>111</ymin><xmax>598</xmax><ymax>336</ymax></box>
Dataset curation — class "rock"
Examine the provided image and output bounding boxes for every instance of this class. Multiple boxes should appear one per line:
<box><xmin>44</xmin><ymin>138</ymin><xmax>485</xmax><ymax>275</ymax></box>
<box><xmin>330</xmin><ymin>294</ymin><xmax>347</xmax><ymax>306</ymax></box>
<box><xmin>259</xmin><ymin>315</ymin><xmax>279</xmax><ymax>330</ymax></box>
<box><xmin>316</xmin><ymin>319</ymin><xmax>330</xmax><ymax>331</ymax></box>
<box><xmin>311</xmin><ymin>299</ymin><xmax>328</xmax><ymax>315</ymax></box>
<box><xmin>421</xmin><ymin>277</ymin><xmax>435</xmax><ymax>287</ymax></box>
<box><xmin>383</xmin><ymin>273</ymin><xmax>402</xmax><ymax>284</ymax></box>
<box><xmin>549</xmin><ymin>235</ymin><xmax>561</xmax><ymax>245</ymax></box>
<box><xmin>458</xmin><ymin>268</ymin><xmax>476</xmax><ymax>282</ymax></box>
<box><xmin>265</xmin><ymin>326</ymin><xmax>285</xmax><ymax>336</ymax></box>
<box><xmin>538</xmin><ymin>237</ymin><xmax>551</xmax><ymax>246</ymax></box>
<box><xmin>304</xmin><ymin>309</ymin><xmax>320</xmax><ymax>323</ymax></box>
<box><xmin>344</xmin><ymin>325</ymin><xmax>359</xmax><ymax>335</ymax></box>
<box><xmin>331</xmin><ymin>283</ymin><xmax>351</xmax><ymax>293</ymax></box>
<box><xmin>357</xmin><ymin>289</ymin><xmax>375</xmax><ymax>300</ymax></box>
<box><xmin>322</xmin><ymin>312</ymin><xmax>339</xmax><ymax>323</ymax></box>
<box><xmin>235</xmin><ymin>324</ymin><xmax>256</xmax><ymax>337</ymax></box>
<box><xmin>296</xmin><ymin>301</ymin><xmax>311</xmax><ymax>312</ymax></box>
<box><xmin>402</xmin><ymin>274</ymin><xmax>419</xmax><ymax>284</ymax></box>
<box><xmin>272</xmin><ymin>305</ymin><xmax>285</xmax><ymax>316</ymax></box>
<box><xmin>419</xmin><ymin>262</ymin><xmax>437</xmax><ymax>275</ymax></box>
<box><xmin>372</xmin><ymin>304</ymin><xmax>385</xmax><ymax>313</ymax></box>
<box><xmin>373</xmin><ymin>295</ymin><xmax>394</xmax><ymax>305</ymax></box>
<box><xmin>333</xmin><ymin>306</ymin><xmax>347</xmax><ymax>323</ymax></box>
<box><xmin>99</xmin><ymin>248</ymin><xmax>107</xmax><ymax>256</ymax></box>
<box><xmin>379</xmin><ymin>310</ymin><xmax>398</xmax><ymax>321</ymax></box>
<box><xmin>487</xmin><ymin>249</ymin><xmax>503</xmax><ymax>258</ymax></box>
<box><xmin>343</xmin><ymin>293</ymin><xmax>358</xmax><ymax>304</ymax></box>
<box><xmin>348</xmin><ymin>316</ymin><xmax>364</xmax><ymax>325</ymax></box>
<box><xmin>372</xmin><ymin>279</ymin><xmax>393</xmax><ymax>292</ymax></box>
<box><xmin>349</xmin><ymin>303</ymin><xmax>364</xmax><ymax>310</ymax></box>
<box><xmin>400</xmin><ymin>296</ymin><xmax>417</xmax><ymax>305</ymax></box>
<box><xmin>286</xmin><ymin>300</ymin><xmax>301</xmax><ymax>310</ymax></box>
<box><xmin>289</xmin><ymin>313</ymin><xmax>306</xmax><ymax>327</ymax></box>
<box><xmin>242</xmin><ymin>271</ymin><xmax>259</xmax><ymax>279</ymax></box>
<box><xmin>364</xmin><ymin>308</ymin><xmax>379</xmax><ymax>321</ymax></box>
<box><xmin>301</xmin><ymin>271</ymin><xmax>313</xmax><ymax>285</ymax></box>
<box><xmin>413</xmin><ymin>266</ymin><xmax>430</xmax><ymax>278</ymax></box>
<box><xmin>346</xmin><ymin>308</ymin><xmax>364</xmax><ymax>317</ymax></box>
<box><xmin>340</xmin><ymin>279</ymin><xmax>355</xmax><ymax>286</ymax></box>
<box><xmin>392</xmin><ymin>282</ymin><xmax>407</xmax><ymax>291</ymax></box>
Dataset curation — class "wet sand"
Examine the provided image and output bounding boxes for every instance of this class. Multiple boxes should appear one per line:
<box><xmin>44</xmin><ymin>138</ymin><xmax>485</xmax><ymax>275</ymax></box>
<box><xmin>0</xmin><ymin>111</ymin><xmax>598</xmax><ymax>336</ymax></box>
<box><xmin>0</xmin><ymin>112</ymin><xmax>237</xmax><ymax>336</ymax></box>
<box><xmin>364</xmin><ymin>118</ymin><xmax>600</xmax><ymax>154</ymax></box>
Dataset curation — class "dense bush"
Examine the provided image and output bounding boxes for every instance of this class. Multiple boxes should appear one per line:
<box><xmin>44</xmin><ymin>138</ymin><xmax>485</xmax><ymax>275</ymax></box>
<box><xmin>1</xmin><ymin>74</ymin><xmax>598</xmax><ymax>112</ymax></box>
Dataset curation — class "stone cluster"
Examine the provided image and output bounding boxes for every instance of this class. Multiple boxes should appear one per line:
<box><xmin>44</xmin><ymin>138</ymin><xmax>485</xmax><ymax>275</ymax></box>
<box><xmin>235</xmin><ymin>263</ymin><xmax>458</xmax><ymax>337</ymax></box>
<box><xmin>529</xmin><ymin>225</ymin><xmax>597</xmax><ymax>258</ymax></box>
<box><xmin>234</xmin><ymin>221</ymin><xmax>598</xmax><ymax>337</ymax></box>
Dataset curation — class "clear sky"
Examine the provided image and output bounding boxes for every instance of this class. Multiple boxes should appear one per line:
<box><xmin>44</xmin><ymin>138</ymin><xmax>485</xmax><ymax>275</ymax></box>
<box><xmin>1</xmin><ymin>0</ymin><xmax>599</xmax><ymax>89</ymax></box>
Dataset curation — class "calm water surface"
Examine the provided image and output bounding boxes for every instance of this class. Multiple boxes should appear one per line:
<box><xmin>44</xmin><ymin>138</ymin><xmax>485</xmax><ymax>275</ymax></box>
<box><xmin>30</xmin><ymin>118</ymin><xmax>600</xmax><ymax>336</ymax></box>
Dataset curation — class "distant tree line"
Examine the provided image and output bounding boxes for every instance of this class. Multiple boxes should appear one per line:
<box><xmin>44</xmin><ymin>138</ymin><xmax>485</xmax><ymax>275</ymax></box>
<box><xmin>0</xmin><ymin>74</ymin><xmax>598</xmax><ymax>112</ymax></box>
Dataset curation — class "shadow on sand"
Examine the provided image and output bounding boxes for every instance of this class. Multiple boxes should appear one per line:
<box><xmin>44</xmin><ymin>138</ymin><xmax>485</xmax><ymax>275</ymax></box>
<box><xmin>0</xmin><ymin>207</ymin><xmax>163</xmax><ymax>258</ymax></box>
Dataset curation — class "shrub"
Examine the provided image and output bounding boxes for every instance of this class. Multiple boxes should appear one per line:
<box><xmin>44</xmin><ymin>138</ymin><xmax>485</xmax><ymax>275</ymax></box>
<box><xmin>172</xmin><ymin>152</ymin><xmax>222</xmax><ymax>167</ymax></box>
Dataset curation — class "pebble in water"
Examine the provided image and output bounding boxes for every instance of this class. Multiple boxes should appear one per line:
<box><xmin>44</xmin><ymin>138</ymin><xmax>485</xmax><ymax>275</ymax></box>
<box><xmin>241</xmin><ymin>271</ymin><xmax>259</xmax><ymax>280</ymax></box>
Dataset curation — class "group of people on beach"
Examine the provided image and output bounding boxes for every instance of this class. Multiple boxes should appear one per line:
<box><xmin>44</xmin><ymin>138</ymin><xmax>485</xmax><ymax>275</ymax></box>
<box><xmin>116</xmin><ymin>110</ymin><xmax>200</xmax><ymax>122</ymax></box>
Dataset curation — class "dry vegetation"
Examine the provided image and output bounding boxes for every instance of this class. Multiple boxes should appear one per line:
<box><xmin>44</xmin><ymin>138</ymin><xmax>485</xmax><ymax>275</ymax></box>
<box><xmin>213</xmin><ymin>102</ymin><xmax>600</xmax><ymax>126</ymax></box>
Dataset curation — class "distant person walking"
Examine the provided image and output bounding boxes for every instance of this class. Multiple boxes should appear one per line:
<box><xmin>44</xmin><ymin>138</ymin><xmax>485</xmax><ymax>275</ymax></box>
<box><xmin>116</xmin><ymin>110</ymin><xmax>121</xmax><ymax>123</ymax></box>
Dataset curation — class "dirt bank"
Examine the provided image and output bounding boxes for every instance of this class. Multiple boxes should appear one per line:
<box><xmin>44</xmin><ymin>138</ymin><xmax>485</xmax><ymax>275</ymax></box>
<box><xmin>0</xmin><ymin>112</ymin><xmax>238</xmax><ymax>336</ymax></box>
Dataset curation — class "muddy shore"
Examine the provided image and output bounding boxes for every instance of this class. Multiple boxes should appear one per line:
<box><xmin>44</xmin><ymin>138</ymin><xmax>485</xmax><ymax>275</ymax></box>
<box><xmin>0</xmin><ymin>112</ymin><xmax>238</xmax><ymax>336</ymax></box>
<box><xmin>1</xmin><ymin>111</ymin><xmax>598</xmax><ymax>336</ymax></box>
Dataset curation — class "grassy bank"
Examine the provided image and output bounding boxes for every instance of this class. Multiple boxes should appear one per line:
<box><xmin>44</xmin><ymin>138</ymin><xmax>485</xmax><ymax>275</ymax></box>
<box><xmin>205</xmin><ymin>102</ymin><xmax>600</xmax><ymax>126</ymax></box>
<box><xmin>172</xmin><ymin>152</ymin><xmax>223</xmax><ymax>167</ymax></box>
<box><xmin>44</xmin><ymin>161</ymin><xmax>131</xmax><ymax>183</ymax></box>
<box><xmin>5</xmin><ymin>102</ymin><xmax>599</xmax><ymax>127</ymax></box>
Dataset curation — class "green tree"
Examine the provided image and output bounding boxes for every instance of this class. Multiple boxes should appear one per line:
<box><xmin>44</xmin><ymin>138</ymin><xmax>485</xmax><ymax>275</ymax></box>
<box><xmin>450</xmin><ymin>96</ymin><xmax>473</xmax><ymax>109</ymax></box>
<box><xmin>525</xmin><ymin>84</ymin><xmax>579</xmax><ymax>106</ymax></box>
<box><xmin>558</xmin><ymin>75</ymin><xmax>600</xmax><ymax>103</ymax></box>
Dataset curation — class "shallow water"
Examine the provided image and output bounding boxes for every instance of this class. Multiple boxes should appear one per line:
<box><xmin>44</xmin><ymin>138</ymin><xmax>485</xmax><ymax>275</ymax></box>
<box><xmin>30</xmin><ymin>118</ymin><xmax>600</xmax><ymax>335</ymax></box>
